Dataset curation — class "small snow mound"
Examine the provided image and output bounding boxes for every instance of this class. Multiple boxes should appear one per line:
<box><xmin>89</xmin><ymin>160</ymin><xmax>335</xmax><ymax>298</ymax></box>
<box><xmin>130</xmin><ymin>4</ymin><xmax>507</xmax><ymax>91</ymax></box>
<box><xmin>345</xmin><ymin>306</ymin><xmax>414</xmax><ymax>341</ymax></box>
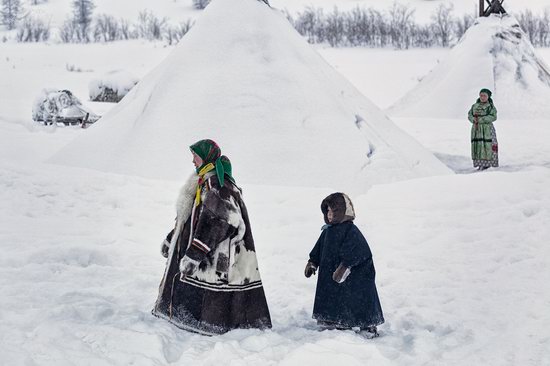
<box><xmin>89</xmin><ymin>70</ymin><xmax>139</xmax><ymax>103</ymax></box>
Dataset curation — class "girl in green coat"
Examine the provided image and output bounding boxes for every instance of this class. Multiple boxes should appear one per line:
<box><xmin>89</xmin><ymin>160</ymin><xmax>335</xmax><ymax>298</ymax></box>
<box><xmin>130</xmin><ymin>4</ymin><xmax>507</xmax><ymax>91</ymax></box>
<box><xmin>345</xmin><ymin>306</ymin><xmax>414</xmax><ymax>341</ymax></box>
<box><xmin>468</xmin><ymin>88</ymin><xmax>498</xmax><ymax>170</ymax></box>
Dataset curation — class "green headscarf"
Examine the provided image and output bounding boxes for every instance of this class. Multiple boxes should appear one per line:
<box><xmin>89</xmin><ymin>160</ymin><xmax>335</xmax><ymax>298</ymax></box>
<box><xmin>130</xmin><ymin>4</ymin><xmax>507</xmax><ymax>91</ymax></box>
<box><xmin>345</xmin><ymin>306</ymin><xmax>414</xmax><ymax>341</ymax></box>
<box><xmin>479</xmin><ymin>88</ymin><xmax>492</xmax><ymax>97</ymax></box>
<box><xmin>477</xmin><ymin>88</ymin><xmax>494</xmax><ymax>105</ymax></box>
<box><xmin>189</xmin><ymin>139</ymin><xmax>235</xmax><ymax>187</ymax></box>
<box><xmin>217</xmin><ymin>155</ymin><xmax>235</xmax><ymax>187</ymax></box>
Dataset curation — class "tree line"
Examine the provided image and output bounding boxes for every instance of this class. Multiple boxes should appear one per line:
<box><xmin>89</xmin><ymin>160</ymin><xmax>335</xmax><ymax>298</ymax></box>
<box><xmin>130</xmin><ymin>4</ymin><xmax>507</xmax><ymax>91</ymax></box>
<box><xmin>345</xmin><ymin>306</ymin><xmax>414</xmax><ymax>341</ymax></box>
<box><xmin>2</xmin><ymin>0</ymin><xmax>550</xmax><ymax>48</ymax></box>
<box><xmin>286</xmin><ymin>4</ymin><xmax>550</xmax><ymax>48</ymax></box>
<box><xmin>1</xmin><ymin>0</ymin><xmax>194</xmax><ymax>44</ymax></box>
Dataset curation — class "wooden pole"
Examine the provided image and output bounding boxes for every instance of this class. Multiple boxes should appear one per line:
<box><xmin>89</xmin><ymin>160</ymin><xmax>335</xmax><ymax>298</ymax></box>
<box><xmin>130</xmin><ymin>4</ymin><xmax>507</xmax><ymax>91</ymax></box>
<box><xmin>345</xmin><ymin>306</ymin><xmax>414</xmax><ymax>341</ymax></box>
<box><xmin>479</xmin><ymin>0</ymin><xmax>485</xmax><ymax>17</ymax></box>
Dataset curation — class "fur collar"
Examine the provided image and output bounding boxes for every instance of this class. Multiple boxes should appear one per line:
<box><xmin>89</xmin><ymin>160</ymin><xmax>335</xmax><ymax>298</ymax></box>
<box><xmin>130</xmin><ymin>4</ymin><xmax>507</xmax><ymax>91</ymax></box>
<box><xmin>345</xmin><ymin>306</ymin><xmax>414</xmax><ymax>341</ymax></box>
<box><xmin>175</xmin><ymin>173</ymin><xmax>199</xmax><ymax>226</ymax></box>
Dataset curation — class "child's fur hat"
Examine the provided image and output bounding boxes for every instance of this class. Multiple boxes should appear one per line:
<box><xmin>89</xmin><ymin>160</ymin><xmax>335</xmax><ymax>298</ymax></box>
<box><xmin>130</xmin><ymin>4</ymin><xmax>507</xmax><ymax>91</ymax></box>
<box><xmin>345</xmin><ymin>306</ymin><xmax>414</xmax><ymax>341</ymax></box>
<box><xmin>321</xmin><ymin>193</ymin><xmax>356</xmax><ymax>225</ymax></box>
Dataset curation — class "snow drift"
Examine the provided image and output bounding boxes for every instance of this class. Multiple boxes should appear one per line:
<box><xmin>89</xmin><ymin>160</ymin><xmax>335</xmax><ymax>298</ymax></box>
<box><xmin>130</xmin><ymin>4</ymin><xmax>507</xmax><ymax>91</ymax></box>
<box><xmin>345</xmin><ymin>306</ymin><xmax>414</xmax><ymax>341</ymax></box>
<box><xmin>50</xmin><ymin>0</ymin><xmax>450</xmax><ymax>192</ymax></box>
<box><xmin>389</xmin><ymin>15</ymin><xmax>550</xmax><ymax>120</ymax></box>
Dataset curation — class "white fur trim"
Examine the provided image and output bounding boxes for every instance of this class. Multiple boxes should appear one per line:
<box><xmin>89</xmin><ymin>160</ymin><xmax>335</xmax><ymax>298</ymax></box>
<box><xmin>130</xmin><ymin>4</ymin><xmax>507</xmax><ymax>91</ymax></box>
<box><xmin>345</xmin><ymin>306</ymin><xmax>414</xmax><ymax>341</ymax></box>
<box><xmin>175</xmin><ymin>173</ymin><xmax>199</xmax><ymax>227</ymax></box>
<box><xmin>342</xmin><ymin>193</ymin><xmax>355</xmax><ymax>218</ymax></box>
<box><xmin>160</xmin><ymin>174</ymin><xmax>199</xmax><ymax>282</ymax></box>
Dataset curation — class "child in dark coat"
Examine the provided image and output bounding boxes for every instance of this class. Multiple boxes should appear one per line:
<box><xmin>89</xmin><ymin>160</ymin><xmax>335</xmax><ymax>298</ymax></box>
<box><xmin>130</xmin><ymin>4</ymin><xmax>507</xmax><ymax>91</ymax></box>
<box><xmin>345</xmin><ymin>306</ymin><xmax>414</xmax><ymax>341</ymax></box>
<box><xmin>305</xmin><ymin>193</ymin><xmax>384</xmax><ymax>336</ymax></box>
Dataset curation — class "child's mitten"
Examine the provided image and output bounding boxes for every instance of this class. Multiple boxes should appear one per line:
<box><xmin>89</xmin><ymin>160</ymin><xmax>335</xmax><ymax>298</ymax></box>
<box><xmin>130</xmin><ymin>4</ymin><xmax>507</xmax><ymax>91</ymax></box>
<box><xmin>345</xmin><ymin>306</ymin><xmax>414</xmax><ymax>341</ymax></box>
<box><xmin>332</xmin><ymin>263</ymin><xmax>351</xmax><ymax>283</ymax></box>
<box><xmin>304</xmin><ymin>261</ymin><xmax>318</xmax><ymax>278</ymax></box>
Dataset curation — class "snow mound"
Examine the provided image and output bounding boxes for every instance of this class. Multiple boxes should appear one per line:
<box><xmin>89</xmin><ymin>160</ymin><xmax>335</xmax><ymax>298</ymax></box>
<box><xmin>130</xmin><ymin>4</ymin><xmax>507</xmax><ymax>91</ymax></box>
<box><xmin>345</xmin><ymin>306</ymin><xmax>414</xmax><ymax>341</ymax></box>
<box><xmin>50</xmin><ymin>0</ymin><xmax>450</xmax><ymax>192</ymax></box>
<box><xmin>388</xmin><ymin>15</ymin><xmax>550</xmax><ymax>119</ymax></box>
<box><xmin>89</xmin><ymin>70</ymin><xmax>140</xmax><ymax>102</ymax></box>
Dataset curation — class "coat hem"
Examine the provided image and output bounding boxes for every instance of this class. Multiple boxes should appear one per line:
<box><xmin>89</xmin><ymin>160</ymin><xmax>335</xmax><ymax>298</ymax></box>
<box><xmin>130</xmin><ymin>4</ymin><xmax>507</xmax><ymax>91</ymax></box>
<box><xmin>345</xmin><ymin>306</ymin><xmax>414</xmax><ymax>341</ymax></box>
<box><xmin>152</xmin><ymin>309</ymin><xmax>220</xmax><ymax>336</ymax></box>
<box><xmin>313</xmin><ymin>314</ymin><xmax>385</xmax><ymax>329</ymax></box>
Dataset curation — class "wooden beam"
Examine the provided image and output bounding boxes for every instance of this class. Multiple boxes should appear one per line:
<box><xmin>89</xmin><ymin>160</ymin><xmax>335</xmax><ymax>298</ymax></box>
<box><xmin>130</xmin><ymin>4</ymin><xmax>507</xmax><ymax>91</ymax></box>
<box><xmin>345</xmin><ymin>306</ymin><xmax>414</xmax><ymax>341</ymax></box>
<box><xmin>481</xmin><ymin>0</ymin><xmax>507</xmax><ymax>17</ymax></box>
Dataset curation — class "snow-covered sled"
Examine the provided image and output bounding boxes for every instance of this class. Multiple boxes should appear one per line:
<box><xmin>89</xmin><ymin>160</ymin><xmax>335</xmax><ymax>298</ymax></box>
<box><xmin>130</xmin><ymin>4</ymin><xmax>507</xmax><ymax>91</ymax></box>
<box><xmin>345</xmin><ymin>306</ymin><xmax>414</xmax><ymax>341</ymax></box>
<box><xmin>32</xmin><ymin>89</ymin><xmax>100</xmax><ymax>126</ymax></box>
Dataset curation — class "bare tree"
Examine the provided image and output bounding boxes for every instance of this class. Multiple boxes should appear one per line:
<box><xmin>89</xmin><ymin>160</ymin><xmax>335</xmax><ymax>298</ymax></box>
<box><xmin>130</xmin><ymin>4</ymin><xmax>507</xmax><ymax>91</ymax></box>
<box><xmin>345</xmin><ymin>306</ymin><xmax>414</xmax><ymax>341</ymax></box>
<box><xmin>1</xmin><ymin>0</ymin><xmax>22</xmax><ymax>30</ymax></box>
<box><xmin>325</xmin><ymin>7</ymin><xmax>345</xmax><ymax>46</ymax></box>
<box><xmin>413</xmin><ymin>24</ymin><xmax>436</xmax><ymax>48</ymax></box>
<box><xmin>516</xmin><ymin>8</ymin><xmax>550</xmax><ymax>47</ymax></box>
<box><xmin>455</xmin><ymin>13</ymin><xmax>474</xmax><ymax>40</ymax></box>
<box><xmin>293</xmin><ymin>6</ymin><xmax>324</xmax><ymax>44</ymax></box>
<box><xmin>72</xmin><ymin>0</ymin><xmax>95</xmax><ymax>42</ymax></box>
<box><xmin>517</xmin><ymin>9</ymin><xmax>538</xmax><ymax>44</ymax></box>
<box><xmin>137</xmin><ymin>10</ymin><xmax>167</xmax><ymax>40</ymax></box>
<box><xmin>345</xmin><ymin>6</ymin><xmax>367</xmax><ymax>46</ymax></box>
<box><xmin>388</xmin><ymin>2</ymin><xmax>415</xmax><ymax>49</ymax></box>
<box><xmin>119</xmin><ymin>18</ymin><xmax>135</xmax><ymax>40</ymax></box>
<box><xmin>59</xmin><ymin>17</ymin><xmax>76</xmax><ymax>43</ymax></box>
<box><xmin>93</xmin><ymin>14</ymin><xmax>120</xmax><ymax>42</ymax></box>
<box><xmin>431</xmin><ymin>3</ymin><xmax>454</xmax><ymax>47</ymax></box>
<box><xmin>537</xmin><ymin>10</ymin><xmax>550</xmax><ymax>47</ymax></box>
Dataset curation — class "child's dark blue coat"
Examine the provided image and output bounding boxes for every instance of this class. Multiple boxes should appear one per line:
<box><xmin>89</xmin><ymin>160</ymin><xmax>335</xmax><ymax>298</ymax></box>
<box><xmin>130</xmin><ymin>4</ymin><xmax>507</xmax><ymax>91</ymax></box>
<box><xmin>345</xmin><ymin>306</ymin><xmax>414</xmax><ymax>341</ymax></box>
<box><xmin>309</xmin><ymin>221</ymin><xmax>384</xmax><ymax>328</ymax></box>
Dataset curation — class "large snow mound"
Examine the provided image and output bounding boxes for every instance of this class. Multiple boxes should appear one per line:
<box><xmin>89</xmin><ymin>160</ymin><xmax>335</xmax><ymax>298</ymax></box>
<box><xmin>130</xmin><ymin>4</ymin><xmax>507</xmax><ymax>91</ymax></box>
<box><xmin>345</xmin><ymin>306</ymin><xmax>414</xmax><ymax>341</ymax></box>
<box><xmin>388</xmin><ymin>15</ymin><xmax>550</xmax><ymax>120</ymax></box>
<box><xmin>50</xmin><ymin>0</ymin><xmax>450</xmax><ymax>192</ymax></box>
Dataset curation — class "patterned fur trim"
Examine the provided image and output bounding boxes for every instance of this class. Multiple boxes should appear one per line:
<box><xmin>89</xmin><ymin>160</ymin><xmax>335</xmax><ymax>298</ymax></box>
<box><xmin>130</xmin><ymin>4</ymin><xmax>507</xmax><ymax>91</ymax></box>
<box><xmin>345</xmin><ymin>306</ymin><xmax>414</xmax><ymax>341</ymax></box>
<box><xmin>181</xmin><ymin>277</ymin><xmax>264</xmax><ymax>292</ymax></box>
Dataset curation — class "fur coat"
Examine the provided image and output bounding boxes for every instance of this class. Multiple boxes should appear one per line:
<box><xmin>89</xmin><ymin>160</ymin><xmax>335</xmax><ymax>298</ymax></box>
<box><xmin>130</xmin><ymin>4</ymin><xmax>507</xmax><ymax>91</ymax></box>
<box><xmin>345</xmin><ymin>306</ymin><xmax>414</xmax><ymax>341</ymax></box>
<box><xmin>152</xmin><ymin>172</ymin><xmax>272</xmax><ymax>335</ymax></box>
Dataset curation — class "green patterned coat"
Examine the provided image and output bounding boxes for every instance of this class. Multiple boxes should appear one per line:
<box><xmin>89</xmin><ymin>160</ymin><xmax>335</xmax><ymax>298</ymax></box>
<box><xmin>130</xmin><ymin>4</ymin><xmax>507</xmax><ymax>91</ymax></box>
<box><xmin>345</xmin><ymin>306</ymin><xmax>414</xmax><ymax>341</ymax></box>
<box><xmin>468</xmin><ymin>101</ymin><xmax>498</xmax><ymax>167</ymax></box>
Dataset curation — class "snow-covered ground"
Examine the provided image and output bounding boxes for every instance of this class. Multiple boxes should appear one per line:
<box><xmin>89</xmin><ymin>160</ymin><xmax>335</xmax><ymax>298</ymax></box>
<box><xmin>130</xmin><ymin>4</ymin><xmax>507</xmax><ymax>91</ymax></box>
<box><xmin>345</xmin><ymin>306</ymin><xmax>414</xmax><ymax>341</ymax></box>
<box><xmin>1</xmin><ymin>13</ymin><xmax>550</xmax><ymax>366</ymax></box>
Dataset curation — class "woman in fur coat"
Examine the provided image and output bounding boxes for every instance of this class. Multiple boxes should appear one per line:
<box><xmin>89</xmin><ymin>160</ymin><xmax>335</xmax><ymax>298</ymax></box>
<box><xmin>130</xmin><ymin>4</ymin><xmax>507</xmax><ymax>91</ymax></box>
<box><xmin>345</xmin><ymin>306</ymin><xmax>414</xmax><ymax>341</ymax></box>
<box><xmin>305</xmin><ymin>193</ymin><xmax>384</xmax><ymax>336</ymax></box>
<box><xmin>152</xmin><ymin>139</ymin><xmax>272</xmax><ymax>335</ymax></box>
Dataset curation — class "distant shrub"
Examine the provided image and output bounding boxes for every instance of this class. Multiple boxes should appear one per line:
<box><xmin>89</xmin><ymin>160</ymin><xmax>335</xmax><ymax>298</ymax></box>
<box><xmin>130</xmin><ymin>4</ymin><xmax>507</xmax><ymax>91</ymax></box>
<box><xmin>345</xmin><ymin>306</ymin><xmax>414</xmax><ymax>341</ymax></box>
<box><xmin>118</xmin><ymin>18</ymin><xmax>136</xmax><ymax>40</ymax></box>
<box><xmin>165</xmin><ymin>19</ymin><xmax>193</xmax><ymax>45</ymax></box>
<box><xmin>59</xmin><ymin>17</ymin><xmax>77</xmax><ymax>43</ymax></box>
<box><xmin>517</xmin><ymin>9</ymin><xmax>550</xmax><ymax>47</ymax></box>
<box><xmin>16</xmin><ymin>15</ymin><xmax>50</xmax><ymax>42</ymax></box>
<box><xmin>93</xmin><ymin>13</ymin><xmax>120</xmax><ymax>42</ymax></box>
<box><xmin>136</xmin><ymin>10</ymin><xmax>167</xmax><ymax>40</ymax></box>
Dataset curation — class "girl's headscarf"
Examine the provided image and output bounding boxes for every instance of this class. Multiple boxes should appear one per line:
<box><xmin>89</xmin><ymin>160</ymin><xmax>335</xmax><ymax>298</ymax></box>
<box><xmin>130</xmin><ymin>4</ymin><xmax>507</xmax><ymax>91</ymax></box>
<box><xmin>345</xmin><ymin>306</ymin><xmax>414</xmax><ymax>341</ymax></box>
<box><xmin>189</xmin><ymin>139</ymin><xmax>234</xmax><ymax>187</ymax></box>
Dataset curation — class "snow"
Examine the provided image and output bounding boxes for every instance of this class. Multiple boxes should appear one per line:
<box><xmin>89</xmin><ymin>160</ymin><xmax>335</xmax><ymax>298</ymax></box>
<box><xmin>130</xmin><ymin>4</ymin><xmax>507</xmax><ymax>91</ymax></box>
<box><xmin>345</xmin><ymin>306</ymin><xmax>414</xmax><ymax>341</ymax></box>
<box><xmin>1</xmin><ymin>123</ymin><xmax>549</xmax><ymax>364</ymax></box>
<box><xmin>317</xmin><ymin>47</ymin><xmax>450</xmax><ymax>109</ymax></box>
<box><xmin>1</xmin><ymin>2</ymin><xmax>550</xmax><ymax>365</ymax></box>
<box><xmin>49</xmin><ymin>0</ymin><xmax>450</xmax><ymax>192</ymax></box>
<box><xmin>388</xmin><ymin>15</ymin><xmax>550</xmax><ymax>119</ymax></box>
